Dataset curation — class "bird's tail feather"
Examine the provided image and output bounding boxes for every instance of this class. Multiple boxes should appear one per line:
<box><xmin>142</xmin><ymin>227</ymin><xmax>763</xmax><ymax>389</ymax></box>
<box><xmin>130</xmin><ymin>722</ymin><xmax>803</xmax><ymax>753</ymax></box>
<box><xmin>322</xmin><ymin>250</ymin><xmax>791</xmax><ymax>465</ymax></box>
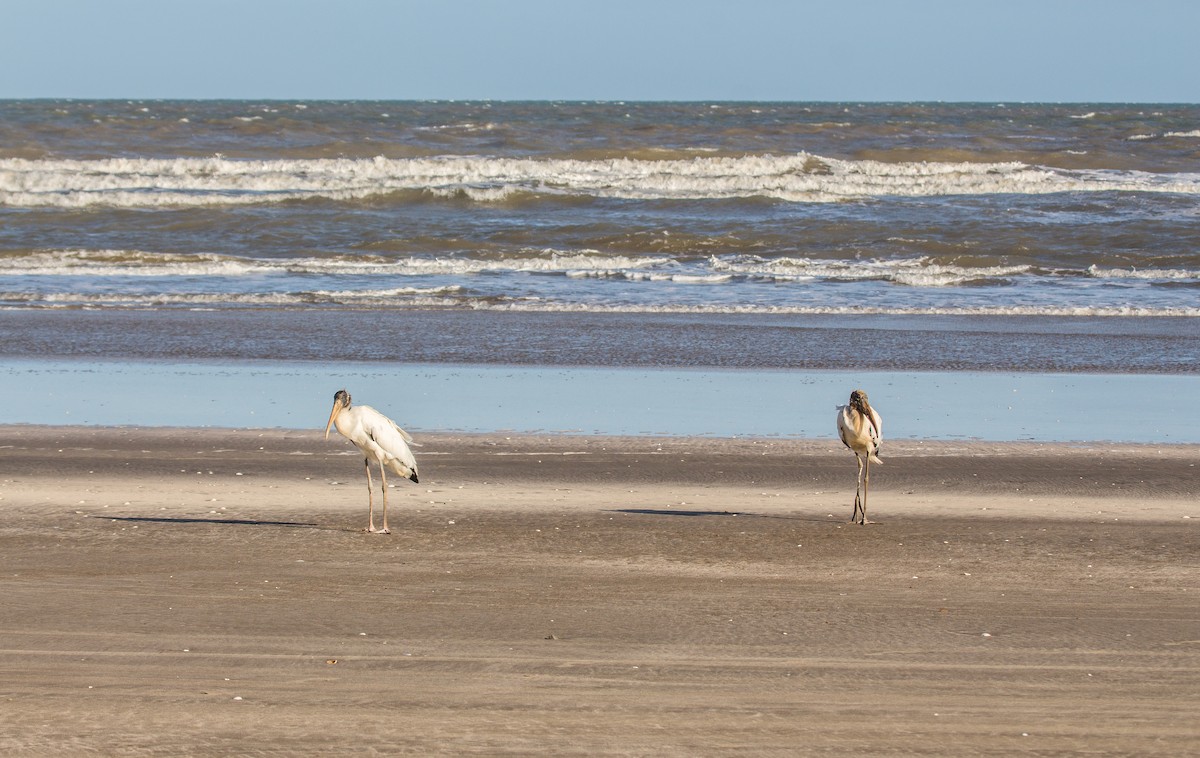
<box><xmin>384</xmin><ymin>456</ymin><xmax>418</xmax><ymax>482</ymax></box>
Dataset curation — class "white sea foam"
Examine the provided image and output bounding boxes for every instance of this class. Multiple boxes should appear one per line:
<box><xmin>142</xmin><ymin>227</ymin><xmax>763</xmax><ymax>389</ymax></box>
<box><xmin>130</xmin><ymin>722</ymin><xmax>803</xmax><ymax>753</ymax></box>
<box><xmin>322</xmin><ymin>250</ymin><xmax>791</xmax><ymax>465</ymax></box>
<box><xmin>1086</xmin><ymin>265</ymin><xmax>1199</xmax><ymax>280</ymax></box>
<box><xmin>0</xmin><ymin>249</ymin><xmax>673</xmax><ymax>278</ymax></box>
<box><xmin>709</xmin><ymin>255</ymin><xmax>1033</xmax><ymax>286</ymax></box>
<box><xmin>443</xmin><ymin>301</ymin><xmax>1200</xmax><ymax>317</ymax></box>
<box><xmin>8</xmin><ymin>250</ymin><xmax>1195</xmax><ymax>288</ymax></box>
<box><xmin>0</xmin><ymin>250</ymin><xmax>274</xmax><ymax>277</ymax></box>
<box><xmin>5</xmin><ymin>153</ymin><xmax>1200</xmax><ymax>208</ymax></box>
<box><xmin>566</xmin><ymin>269</ymin><xmax>733</xmax><ymax>284</ymax></box>
<box><xmin>308</xmin><ymin>286</ymin><xmax>463</xmax><ymax>298</ymax></box>
<box><xmin>2</xmin><ymin>286</ymin><xmax>463</xmax><ymax>308</ymax></box>
<box><xmin>1125</xmin><ymin>129</ymin><xmax>1200</xmax><ymax>140</ymax></box>
<box><xmin>5</xmin><ymin>289</ymin><xmax>1194</xmax><ymax>317</ymax></box>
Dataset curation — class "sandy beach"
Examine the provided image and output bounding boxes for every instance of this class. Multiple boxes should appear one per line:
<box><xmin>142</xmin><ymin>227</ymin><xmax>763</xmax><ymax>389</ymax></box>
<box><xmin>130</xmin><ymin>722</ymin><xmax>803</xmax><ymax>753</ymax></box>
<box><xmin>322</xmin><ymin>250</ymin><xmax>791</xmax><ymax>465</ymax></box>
<box><xmin>1</xmin><ymin>425</ymin><xmax>1198</xmax><ymax>756</ymax></box>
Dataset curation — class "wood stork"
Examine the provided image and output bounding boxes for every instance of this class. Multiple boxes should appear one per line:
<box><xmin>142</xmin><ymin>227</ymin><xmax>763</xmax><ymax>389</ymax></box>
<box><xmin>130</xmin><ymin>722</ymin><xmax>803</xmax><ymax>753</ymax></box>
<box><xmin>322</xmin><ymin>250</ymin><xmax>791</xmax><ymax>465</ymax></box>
<box><xmin>324</xmin><ymin>389</ymin><xmax>419</xmax><ymax>534</ymax></box>
<box><xmin>836</xmin><ymin>389</ymin><xmax>883</xmax><ymax>525</ymax></box>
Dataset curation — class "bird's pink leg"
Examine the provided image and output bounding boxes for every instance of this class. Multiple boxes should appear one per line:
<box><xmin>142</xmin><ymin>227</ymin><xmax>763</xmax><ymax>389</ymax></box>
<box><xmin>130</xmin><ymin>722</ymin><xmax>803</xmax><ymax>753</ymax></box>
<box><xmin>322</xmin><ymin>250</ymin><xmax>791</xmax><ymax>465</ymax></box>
<box><xmin>851</xmin><ymin>455</ymin><xmax>864</xmax><ymax>524</ymax></box>
<box><xmin>861</xmin><ymin>456</ymin><xmax>874</xmax><ymax>525</ymax></box>
<box><xmin>364</xmin><ymin>458</ymin><xmax>378</xmax><ymax>533</ymax></box>
<box><xmin>378</xmin><ymin>465</ymin><xmax>391</xmax><ymax>534</ymax></box>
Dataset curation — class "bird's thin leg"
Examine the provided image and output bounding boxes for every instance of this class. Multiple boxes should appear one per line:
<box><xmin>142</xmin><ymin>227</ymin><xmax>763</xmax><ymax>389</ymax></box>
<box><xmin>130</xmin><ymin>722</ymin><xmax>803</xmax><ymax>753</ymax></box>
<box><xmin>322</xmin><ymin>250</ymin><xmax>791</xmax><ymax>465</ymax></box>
<box><xmin>861</xmin><ymin>456</ymin><xmax>874</xmax><ymax>525</ymax></box>
<box><xmin>364</xmin><ymin>458</ymin><xmax>377</xmax><ymax>533</ymax></box>
<box><xmin>378</xmin><ymin>464</ymin><xmax>391</xmax><ymax>534</ymax></box>
<box><xmin>851</xmin><ymin>455</ymin><xmax>864</xmax><ymax>524</ymax></box>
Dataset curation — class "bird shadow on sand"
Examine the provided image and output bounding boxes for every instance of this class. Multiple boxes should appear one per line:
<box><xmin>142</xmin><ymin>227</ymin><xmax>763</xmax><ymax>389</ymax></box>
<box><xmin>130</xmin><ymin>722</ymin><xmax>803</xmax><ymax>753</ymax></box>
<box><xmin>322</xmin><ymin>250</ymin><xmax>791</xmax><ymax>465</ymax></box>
<box><xmin>106</xmin><ymin>516</ymin><xmax>326</xmax><ymax>529</ymax></box>
<box><xmin>609</xmin><ymin>508</ymin><xmax>831</xmax><ymax>523</ymax></box>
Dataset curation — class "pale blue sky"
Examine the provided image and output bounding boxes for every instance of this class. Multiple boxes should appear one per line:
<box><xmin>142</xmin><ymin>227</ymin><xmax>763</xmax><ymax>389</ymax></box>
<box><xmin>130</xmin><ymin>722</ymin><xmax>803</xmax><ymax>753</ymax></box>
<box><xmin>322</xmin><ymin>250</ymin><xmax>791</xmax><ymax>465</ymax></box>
<box><xmin>2</xmin><ymin>0</ymin><xmax>1196</xmax><ymax>102</ymax></box>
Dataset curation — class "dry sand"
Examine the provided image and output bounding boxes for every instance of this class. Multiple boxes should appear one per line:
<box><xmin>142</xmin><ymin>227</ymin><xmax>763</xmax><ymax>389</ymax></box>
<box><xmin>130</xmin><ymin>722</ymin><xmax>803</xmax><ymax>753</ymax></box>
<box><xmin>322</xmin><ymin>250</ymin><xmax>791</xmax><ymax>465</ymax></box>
<box><xmin>1</xmin><ymin>425</ymin><xmax>1198</xmax><ymax>756</ymax></box>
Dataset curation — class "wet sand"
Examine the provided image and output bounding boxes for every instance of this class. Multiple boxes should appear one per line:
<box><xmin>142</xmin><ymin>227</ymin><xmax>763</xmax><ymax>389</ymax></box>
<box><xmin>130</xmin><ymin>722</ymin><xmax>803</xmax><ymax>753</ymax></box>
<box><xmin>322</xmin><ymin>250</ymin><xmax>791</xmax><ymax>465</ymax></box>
<box><xmin>2</xmin><ymin>310</ymin><xmax>1196</xmax><ymax>374</ymax></box>
<box><xmin>2</xmin><ymin>426</ymin><xmax>1198</xmax><ymax>756</ymax></box>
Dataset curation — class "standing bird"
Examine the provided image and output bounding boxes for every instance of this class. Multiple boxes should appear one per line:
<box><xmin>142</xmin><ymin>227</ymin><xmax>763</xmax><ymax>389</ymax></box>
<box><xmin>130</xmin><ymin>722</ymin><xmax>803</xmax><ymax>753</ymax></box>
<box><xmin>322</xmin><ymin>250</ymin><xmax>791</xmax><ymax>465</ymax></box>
<box><xmin>324</xmin><ymin>389</ymin><xmax>419</xmax><ymax>534</ymax></box>
<box><xmin>836</xmin><ymin>389</ymin><xmax>883</xmax><ymax>525</ymax></box>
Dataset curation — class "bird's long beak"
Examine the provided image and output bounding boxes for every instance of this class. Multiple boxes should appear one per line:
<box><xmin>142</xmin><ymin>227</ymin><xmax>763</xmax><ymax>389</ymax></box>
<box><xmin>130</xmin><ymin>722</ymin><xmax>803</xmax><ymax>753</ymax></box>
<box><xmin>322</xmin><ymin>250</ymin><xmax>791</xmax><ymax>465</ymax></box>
<box><xmin>324</xmin><ymin>400</ymin><xmax>341</xmax><ymax>441</ymax></box>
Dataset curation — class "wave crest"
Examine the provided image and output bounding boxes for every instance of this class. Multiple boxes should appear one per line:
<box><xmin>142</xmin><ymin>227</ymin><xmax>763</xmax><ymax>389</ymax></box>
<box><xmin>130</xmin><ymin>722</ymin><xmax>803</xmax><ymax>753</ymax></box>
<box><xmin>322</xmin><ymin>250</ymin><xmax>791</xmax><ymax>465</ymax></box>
<box><xmin>5</xmin><ymin>153</ymin><xmax>1200</xmax><ymax>208</ymax></box>
<box><xmin>4</xmin><ymin>287</ymin><xmax>1196</xmax><ymax>318</ymax></box>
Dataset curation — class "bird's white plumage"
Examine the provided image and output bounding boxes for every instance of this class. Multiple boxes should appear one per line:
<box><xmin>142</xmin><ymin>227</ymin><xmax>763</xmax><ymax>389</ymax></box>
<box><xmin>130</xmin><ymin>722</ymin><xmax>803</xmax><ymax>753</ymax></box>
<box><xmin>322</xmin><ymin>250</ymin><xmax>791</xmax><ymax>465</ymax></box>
<box><xmin>332</xmin><ymin>403</ymin><xmax>418</xmax><ymax>481</ymax></box>
<box><xmin>836</xmin><ymin>402</ymin><xmax>882</xmax><ymax>464</ymax></box>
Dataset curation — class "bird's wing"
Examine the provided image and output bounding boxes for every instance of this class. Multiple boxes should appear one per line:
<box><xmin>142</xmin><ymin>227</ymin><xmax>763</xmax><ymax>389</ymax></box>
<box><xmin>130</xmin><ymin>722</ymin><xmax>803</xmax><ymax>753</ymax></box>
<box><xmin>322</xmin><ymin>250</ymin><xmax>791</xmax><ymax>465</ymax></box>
<box><xmin>357</xmin><ymin>405</ymin><xmax>419</xmax><ymax>477</ymax></box>
<box><xmin>835</xmin><ymin>405</ymin><xmax>852</xmax><ymax>449</ymax></box>
<box><xmin>866</xmin><ymin>407</ymin><xmax>883</xmax><ymax>462</ymax></box>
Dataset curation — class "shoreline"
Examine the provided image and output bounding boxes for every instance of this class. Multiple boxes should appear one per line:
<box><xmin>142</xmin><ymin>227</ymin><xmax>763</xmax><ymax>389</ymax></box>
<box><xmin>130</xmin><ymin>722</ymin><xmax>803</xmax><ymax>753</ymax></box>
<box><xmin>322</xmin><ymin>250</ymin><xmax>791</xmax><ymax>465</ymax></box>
<box><xmin>2</xmin><ymin>309</ymin><xmax>1197</xmax><ymax>374</ymax></box>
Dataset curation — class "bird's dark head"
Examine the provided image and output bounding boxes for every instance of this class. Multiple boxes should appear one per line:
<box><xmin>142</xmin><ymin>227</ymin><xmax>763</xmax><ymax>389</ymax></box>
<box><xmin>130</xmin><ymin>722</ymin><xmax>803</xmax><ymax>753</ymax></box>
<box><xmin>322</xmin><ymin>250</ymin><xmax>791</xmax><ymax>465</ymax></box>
<box><xmin>850</xmin><ymin>389</ymin><xmax>868</xmax><ymax>406</ymax></box>
<box><xmin>325</xmin><ymin>389</ymin><xmax>351</xmax><ymax>440</ymax></box>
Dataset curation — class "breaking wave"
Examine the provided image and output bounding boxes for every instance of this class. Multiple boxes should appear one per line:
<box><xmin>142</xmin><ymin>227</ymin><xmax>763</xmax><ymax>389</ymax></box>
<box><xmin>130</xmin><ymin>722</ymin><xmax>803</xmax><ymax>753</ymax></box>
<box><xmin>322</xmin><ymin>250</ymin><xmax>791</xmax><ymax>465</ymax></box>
<box><xmin>4</xmin><ymin>288</ymin><xmax>1196</xmax><ymax>317</ymax></box>
<box><xmin>2</xmin><ymin>248</ymin><xmax>1196</xmax><ymax>316</ymax></box>
<box><xmin>4</xmin><ymin>249</ymin><xmax>1196</xmax><ymax>286</ymax></box>
<box><xmin>5</xmin><ymin>153</ymin><xmax>1200</xmax><ymax>208</ymax></box>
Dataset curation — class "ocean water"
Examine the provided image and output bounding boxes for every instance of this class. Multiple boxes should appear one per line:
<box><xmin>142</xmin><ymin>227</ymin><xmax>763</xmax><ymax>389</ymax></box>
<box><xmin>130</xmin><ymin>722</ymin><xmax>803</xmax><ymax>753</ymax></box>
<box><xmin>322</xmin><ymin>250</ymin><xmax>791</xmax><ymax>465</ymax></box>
<box><xmin>1</xmin><ymin>101</ymin><xmax>1197</xmax><ymax>440</ymax></box>
<box><xmin>2</xmin><ymin>101</ymin><xmax>1198</xmax><ymax>318</ymax></box>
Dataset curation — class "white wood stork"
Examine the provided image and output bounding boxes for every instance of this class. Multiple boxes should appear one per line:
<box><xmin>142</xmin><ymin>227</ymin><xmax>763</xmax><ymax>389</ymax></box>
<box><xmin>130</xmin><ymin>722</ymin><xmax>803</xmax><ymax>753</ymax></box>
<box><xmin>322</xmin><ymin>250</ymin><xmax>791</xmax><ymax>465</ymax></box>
<box><xmin>324</xmin><ymin>389</ymin><xmax>419</xmax><ymax>534</ymax></box>
<box><xmin>836</xmin><ymin>389</ymin><xmax>883</xmax><ymax>525</ymax></box>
